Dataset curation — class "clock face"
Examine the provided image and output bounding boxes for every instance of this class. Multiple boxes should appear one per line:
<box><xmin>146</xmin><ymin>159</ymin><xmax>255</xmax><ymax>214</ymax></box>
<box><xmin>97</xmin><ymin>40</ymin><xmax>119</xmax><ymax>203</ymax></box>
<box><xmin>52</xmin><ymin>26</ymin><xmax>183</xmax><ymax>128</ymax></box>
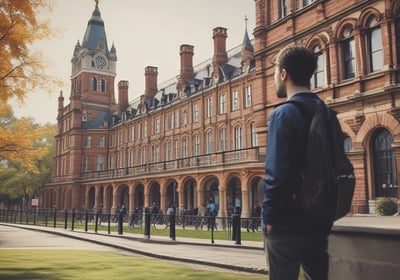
<box><xmin>95</xmin><ymin>56</ymin><xmax>106</xmax><ymax>69</ymax></box>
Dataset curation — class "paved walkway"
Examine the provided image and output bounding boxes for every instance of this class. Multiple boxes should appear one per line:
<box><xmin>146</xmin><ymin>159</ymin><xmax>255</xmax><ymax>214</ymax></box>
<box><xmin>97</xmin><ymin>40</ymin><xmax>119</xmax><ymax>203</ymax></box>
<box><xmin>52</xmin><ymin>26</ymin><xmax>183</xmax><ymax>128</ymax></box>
<box><xmin>0</xmin><ymin>222</ymin><xmax>268</xmax><ymax>275</ymax></box>
<box><xmin>1</xmin><ymin>216</ymin><xmax>399</xmax><ymax>276</ymax></box>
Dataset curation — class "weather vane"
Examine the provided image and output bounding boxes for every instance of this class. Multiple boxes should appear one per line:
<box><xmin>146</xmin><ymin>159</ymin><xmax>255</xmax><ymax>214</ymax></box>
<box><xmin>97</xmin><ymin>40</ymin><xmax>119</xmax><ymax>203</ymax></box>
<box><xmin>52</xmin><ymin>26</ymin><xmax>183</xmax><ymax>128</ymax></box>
<box><xmin>245</xmin><ymin>15</ymin><xmax>248</xmax><ymax>29</ymax></box>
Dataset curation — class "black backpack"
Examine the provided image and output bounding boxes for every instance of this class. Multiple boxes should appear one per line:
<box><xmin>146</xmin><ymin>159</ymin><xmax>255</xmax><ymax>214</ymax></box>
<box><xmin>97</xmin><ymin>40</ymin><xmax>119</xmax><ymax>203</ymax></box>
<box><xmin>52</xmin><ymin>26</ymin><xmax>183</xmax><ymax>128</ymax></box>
<box><xmin>286</xmin><ymin>97</ymin><xmax>355</xmax><ymax>223</ymax></box>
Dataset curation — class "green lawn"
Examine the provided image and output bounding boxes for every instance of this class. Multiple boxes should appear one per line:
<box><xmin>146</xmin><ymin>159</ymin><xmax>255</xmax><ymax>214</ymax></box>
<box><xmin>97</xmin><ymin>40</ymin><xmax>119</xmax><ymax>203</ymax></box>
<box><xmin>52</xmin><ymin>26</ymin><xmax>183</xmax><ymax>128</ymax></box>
<box><xmin>0</xmin><ymin>249</ymin><xmax>267</xmax><ymax>280</ymax></box>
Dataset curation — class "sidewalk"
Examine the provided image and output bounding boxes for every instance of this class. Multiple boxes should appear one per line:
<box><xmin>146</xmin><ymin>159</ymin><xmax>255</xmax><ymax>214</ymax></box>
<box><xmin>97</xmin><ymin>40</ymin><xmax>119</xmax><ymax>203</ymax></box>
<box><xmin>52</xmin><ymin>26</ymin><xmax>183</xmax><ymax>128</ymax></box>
<box><xmin>2</xmin><ymin>216</ymin><xmax>399</xmax><ymax>276</ymax></box>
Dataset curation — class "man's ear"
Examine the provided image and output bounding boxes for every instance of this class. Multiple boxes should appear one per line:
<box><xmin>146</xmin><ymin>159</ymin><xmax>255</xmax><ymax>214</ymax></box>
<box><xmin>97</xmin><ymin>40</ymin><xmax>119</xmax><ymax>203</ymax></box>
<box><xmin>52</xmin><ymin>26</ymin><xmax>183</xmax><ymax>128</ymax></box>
<box><xmin>280</xmin><ymin>68</ymin><xmax>287</xmax><ymax>81</ymax></box>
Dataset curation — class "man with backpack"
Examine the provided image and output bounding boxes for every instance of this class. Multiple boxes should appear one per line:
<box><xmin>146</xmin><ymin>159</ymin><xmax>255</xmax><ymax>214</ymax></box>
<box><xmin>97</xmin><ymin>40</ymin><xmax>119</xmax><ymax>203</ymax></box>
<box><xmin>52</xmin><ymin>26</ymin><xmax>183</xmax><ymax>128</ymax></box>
<box><xmin>262</xmin><ymin>44</ymin><xmax>354</xmax><ymax>280</ymax></box>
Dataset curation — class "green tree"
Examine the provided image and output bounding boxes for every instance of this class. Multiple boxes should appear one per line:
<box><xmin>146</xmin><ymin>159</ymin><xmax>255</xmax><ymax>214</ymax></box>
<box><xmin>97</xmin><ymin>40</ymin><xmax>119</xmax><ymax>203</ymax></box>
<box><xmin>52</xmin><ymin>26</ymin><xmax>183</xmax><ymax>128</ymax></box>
<box><xmin>0</xmin><ymin>118</ymin><xmax>56</xmax><ymax>207</ymax></box>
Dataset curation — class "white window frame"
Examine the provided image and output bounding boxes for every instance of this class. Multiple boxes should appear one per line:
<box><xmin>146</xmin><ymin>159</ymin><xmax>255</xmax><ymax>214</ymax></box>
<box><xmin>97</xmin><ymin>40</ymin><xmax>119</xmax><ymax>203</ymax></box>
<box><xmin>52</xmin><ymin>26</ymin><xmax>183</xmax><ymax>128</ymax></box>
<box><xmin>207</xmin><ymin>97</ymin><xmax>212</xmax><ymax>118</ymax></box>
<box><xmin>245</xmin><ymin>85</ymin><xmax>252</xmax><ymax>108</ymax></box>
<box><xmin>193</xmin><ymin>103</ymin><xmax>199</xmax><ymax>123</ymax></box>
<box><xmin>219</xmin><ymin>94</ymin><xmax>226</xmax><ymax>114</ymax></box>
<box><xmin>232</xmin><ymin>90</ymin><xmax>239</xmax><ymax>111</ymax></box>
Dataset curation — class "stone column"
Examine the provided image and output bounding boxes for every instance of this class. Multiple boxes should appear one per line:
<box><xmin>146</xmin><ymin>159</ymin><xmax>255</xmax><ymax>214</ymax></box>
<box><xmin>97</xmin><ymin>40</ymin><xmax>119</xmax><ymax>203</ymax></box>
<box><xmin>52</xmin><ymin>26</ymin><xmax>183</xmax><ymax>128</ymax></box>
<box><xmin>159</xmin><ymin>179</ymin><xmax>167</xmax><ymax>213</ymax></box>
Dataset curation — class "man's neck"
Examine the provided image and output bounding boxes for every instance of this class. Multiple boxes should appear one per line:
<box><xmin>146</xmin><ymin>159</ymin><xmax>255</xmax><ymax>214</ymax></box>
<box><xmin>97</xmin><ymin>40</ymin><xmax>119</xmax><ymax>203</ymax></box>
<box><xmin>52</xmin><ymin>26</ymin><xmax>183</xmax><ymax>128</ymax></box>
<box><xmin>286</xmin><ymin>85</ymin><xmax>310</xmax><ymax>99</ymax></box>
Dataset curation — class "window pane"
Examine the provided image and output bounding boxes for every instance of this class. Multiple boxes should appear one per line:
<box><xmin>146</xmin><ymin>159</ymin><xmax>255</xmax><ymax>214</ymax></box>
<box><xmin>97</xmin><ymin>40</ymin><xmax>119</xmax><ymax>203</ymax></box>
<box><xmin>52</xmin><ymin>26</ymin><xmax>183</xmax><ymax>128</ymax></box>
<box><xmin>370</xmin><ymin>28</ymin><xmax>383</xmax><ymax>72</ymax></box>
<box><xmin>343</xmin><ymin>38</ymin><xmax>355</xmax><ymax>79</ymax></box>
<box><xmin>373</xmin><ymin>129</ymin><xmax>398</xmax><ymax>198</ymax></box>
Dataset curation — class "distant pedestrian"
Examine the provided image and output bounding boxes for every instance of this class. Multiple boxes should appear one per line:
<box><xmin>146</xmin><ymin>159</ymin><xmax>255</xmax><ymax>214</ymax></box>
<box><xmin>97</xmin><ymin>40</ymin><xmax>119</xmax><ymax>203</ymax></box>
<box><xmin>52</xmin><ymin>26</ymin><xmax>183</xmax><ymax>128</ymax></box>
<box><xmin>207</xmin><ymin>199</ymin><xmax>217</xmax><ymax>230</ymax></box>
<box><xmin>196</xmin><ymin>204</ymin><xmax>207</xmax><ymax>230</ymax></box>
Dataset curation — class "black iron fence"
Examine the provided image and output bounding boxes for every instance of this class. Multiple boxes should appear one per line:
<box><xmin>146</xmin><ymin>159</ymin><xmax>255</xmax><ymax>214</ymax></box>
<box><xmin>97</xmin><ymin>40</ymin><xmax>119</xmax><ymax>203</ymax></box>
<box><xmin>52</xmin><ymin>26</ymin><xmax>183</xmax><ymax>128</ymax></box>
<box><xmin>0</xmin><ymin>208</ymin><xmax>262</xmax><ymax>244</ymax></box>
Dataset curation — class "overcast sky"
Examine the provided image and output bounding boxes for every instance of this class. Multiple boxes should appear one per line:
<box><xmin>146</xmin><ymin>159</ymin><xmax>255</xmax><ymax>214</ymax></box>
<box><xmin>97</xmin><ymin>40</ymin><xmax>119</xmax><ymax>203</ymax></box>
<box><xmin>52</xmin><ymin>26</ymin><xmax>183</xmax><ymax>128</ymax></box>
<box><xmin>11</xmin><ymin>0</ymin><xmax>255</xmax><ymax>124</ymax></box>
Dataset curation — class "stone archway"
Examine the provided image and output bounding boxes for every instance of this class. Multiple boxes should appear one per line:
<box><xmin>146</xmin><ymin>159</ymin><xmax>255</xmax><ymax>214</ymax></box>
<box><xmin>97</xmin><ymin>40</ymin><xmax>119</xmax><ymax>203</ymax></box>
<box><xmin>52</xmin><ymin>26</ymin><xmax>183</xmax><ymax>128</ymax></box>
<box><xmin>105</xmin><ymin>185</ymin><xmax>113</xmax><ymax>212</ymax></box>
<box><xmin>202</xmin><ymin>177</ymin><xmax>220</xmax><ymax>214</ymax></box>
<box><xmin>250</xmin><ymin>176</ymin><xmax>263</xmax><ymax>208</ymax></box>
<box><xmin>134</xmin><ymin>184</ymin><xmax>145</xmax><ymax>210</ymax></box>
<box><xmin>226</xmin><ymin>177</ymin><xmax>242</xmax><ymax>215</ymax></box>
<box><xmin>88</xmin><ymin>186</ymin><xmax>95</xmax><ymax>210</ymax></box>
<box><xmin>149</xmin><ymin>182</ymin><xmax>160</xmax><ymax>208</ymax></box>
<box><xmin>165</xmin><ymin>180</ymin><xmax>178</xmax><ymax>208</ymax></box>
<box><xmin>117</xmin><ymin>184</ymin><xmax>129</xmax><ymax>209</ymax></box>
<box><xmin>182</xmin><ymin>178</ymin><xmax>197</xmax><ymax>211</ymax></box>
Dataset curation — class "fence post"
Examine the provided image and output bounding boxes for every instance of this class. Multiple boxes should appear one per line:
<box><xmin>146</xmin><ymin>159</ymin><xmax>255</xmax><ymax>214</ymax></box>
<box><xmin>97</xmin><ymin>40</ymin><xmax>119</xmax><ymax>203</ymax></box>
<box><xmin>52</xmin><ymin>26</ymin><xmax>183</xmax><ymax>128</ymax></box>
<box><xmin>25</xmin><ymin>208</ymin><xmax>29</xmax><ymax>224</ymax></box>
<box><xmin>53</xmin><ymin>208</ymin><xmax>57</xmax><ymax>228</ymax></box>
<box><xmin>233</xmin><ymin>207</ymin><xmax>241</xmax><ymax>245</ymax></box>
<box><xmin>107</xmin><ymin>213</ymin><xmax>111</xmax><ymax>234</ymax></box>
<box><xmin>19</xmin><ymin>208</ymin><xmax>22</xmax><ymax>224</ymax></box>
<box><xmin>118</xmin><ymin>212</ymin><xmax>123</xmax><ymax>235</ymax></box>
<box><xmin>211</xmin><ymin>212</ymin><xmax>215</xmax><ymax>244</ymax></box>
<box><xmin>144</xmin><ymin>208</ymin><xmax>151</xmax><ymax>239</ymax></box>
<box><xmin>95</xmin><ymin>213</ymin><xmax>99</xmax><ymax>233</ymax></box>
<box><xmin>45</xmin><ymin>210</ymin><xmax>48</xmax><ymax>227</ymax></box>
<box><xmin>64</xmin><ymin>209</ymin><xmax>68</xmax><ymax>229</ymax></box>
<box><xmin>84</xmin><ymin>210</ymin><xmax>88</xmax><ymax>232</ymax></box>
<box><xmin>71</xmin><ymin>208</ymin><xmax>75</xmax><ymax>231</ymax></box>
<box><xmin>169</xmin><ymin>209</ymin><xmax>176</xmax><ymax>241</ymax></box>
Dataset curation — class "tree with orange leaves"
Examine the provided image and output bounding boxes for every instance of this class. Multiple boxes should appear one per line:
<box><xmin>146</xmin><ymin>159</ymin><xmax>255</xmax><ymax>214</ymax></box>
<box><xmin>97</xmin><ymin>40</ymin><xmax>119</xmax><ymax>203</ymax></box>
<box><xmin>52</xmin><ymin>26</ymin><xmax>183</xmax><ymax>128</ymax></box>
<box><xmin>0</xmin><ymin>0</ymin><xmax>59</xmax><ymax>171</ymax></box>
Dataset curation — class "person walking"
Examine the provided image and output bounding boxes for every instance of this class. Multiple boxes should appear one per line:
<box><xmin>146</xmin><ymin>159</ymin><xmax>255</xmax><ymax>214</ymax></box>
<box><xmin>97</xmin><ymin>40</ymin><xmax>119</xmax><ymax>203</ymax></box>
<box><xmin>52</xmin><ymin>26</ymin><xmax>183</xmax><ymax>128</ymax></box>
<box><xmin>262</xmin><ymin>44</ymin><xmax>333</xmax><ymax>280</ymax></box>
<box><xmin>196</xmin><ymin>204</ymin><xmax>207</xmax><ymax>230</ymax></box>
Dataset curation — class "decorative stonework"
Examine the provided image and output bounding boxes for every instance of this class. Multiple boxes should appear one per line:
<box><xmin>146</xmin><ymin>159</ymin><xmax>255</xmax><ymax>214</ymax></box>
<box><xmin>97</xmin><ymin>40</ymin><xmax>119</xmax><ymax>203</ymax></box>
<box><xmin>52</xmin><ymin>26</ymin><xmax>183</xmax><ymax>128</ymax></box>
<box><xmin>344</xmin><ymin>114</ymin><xmax>366</xmax><ymax>135</ymax></box>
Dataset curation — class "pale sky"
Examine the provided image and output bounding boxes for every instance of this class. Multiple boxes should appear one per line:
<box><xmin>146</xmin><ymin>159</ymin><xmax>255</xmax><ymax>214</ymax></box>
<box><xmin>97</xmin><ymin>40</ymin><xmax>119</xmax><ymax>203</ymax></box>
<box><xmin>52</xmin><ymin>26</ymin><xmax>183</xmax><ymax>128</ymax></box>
<box><xmin>12</xmin><ymin>0</ymin><xmax>255</xmax><ymax>124</ymax></box>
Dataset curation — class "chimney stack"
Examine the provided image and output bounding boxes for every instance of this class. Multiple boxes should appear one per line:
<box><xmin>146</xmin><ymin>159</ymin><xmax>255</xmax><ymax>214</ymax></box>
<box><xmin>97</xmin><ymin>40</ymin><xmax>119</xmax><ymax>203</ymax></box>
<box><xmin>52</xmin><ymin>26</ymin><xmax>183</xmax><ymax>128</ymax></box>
<box><xmin>118</xmin><ymin>80</ymin><xmax>129</xmax><ymax>113</ymax></box>
<box><xmin>180</xmin><ymin>44</ymin><xmax>194</xmax><ymax>82</ymax></box>
<box><xmin>58</xmin><ymin>90</ymin><xmax>64</xmax><ymax>112</ymax></box>
<box><xmin>144</xmin><ymin>66</ymin><xmax>158</xmax><ymax>98</ymax></box>
<box><xmin>212</xmin><ymin>27</ymin><xmax>228</xmax><ymax>66</ymax></box>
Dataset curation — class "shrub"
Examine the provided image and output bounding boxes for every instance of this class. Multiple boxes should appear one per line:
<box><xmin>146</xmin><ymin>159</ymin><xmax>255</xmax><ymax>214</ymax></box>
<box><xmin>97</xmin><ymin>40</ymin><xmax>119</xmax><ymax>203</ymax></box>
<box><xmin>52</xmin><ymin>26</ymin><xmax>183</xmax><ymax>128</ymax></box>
<box><xmin>375</xmin><ymin>198</ymin><xmax>398</xmax><ymax>216</ymax></box>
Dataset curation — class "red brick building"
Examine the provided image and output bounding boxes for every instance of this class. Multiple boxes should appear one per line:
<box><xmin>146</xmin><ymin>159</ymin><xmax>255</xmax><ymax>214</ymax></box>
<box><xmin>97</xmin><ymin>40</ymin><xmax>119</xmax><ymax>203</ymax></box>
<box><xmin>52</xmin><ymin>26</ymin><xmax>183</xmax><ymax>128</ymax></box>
<box><xmin>42</xmin><ymin>0</ymin><xmax>399</xmax><ymax>216</ymax></box>
<box><xmin>251</xmin><ymin>0</ymin><xmax>400</xmax><ymax>213</ymax></box>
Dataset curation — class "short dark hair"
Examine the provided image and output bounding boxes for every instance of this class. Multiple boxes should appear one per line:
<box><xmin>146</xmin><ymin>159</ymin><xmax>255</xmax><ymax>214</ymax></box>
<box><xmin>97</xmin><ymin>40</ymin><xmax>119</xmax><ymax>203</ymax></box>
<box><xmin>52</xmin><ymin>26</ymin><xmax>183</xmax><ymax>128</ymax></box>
<box><xmin>276</xmin><ymin>45</ymin><xmax>317</xmax><ymax>88</ymax></box>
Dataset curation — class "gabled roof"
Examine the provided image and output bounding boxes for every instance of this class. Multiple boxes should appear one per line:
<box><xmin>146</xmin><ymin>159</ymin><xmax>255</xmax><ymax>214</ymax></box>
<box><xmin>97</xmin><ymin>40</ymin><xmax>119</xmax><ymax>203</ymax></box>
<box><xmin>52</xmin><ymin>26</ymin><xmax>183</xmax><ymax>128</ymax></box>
<box><xmin>121</xmin><ymin>38</ymin><xmax>255</xmax><ymax>123</ymax></box>
<box><xmin>81</xmin><ymin>111</ymin><xmax>114</xmax><ymax>130</ymax></box>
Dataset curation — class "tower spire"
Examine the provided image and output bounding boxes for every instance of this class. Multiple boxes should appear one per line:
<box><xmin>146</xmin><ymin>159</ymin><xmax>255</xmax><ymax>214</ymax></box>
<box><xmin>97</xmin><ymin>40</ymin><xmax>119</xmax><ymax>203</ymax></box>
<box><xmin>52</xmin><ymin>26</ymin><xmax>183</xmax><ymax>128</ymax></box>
<box><xmin>95</xmin><ymin>0</ymin><xmax>99</xmax><ymax>7</ymax></box>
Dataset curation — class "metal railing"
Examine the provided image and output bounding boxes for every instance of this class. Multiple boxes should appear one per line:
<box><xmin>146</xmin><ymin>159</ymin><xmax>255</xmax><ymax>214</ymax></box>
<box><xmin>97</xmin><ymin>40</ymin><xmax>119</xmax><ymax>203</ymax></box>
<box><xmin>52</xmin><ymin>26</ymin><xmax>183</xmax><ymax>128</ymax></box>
<box><xmin>0</xmin><ymin>208</ymin><xmax>262</xmax><ymax>245</ymax></box>
<box><xmin>75</xmin><ymin>146</ymin><xmax>264</xmax><ymax>181</ymax></box>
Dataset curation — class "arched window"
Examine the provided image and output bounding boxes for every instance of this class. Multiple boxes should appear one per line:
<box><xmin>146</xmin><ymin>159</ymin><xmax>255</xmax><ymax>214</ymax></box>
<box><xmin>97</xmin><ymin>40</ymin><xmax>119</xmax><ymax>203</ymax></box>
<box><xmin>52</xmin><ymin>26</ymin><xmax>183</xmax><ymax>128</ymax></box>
<box><xmin>311</xmin><ymin>45</ymin><xmax>324</xmax><ymax>89</ymax></box>
<box><xmin>341</xmin><ymin>26</ymin><xmax>356</xmax><ymax>79</ymax></box>
<box><xmin>366</xmin><ymin>16</ymin><xmax>383</xmax><ymax>72</ymax></box>
<box><xmin>372</xmin><ymin>129</ymin><xmax>398</xmax><ymax>198</ymax></box>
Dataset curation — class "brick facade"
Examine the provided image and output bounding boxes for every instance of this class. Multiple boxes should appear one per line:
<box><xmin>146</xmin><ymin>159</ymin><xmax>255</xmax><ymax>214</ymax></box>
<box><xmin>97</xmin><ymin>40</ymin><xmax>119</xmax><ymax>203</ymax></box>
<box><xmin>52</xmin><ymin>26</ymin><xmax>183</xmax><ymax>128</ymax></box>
<box><xmin>41</xmin><ymin>0</ymin><xmax>399</xmax><ymax>217</ymax></box>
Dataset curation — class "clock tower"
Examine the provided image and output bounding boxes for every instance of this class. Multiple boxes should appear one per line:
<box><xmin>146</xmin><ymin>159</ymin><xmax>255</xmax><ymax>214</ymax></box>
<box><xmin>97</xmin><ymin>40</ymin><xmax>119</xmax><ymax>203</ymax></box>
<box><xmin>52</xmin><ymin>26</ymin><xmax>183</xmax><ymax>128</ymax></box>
<box><xmin>69</xmin><ymin>0</ymin><xmax>117</xmax><ymax>121</ymax></box>
<box><xmin>53</xmin><ymin>1</ymin><xmax>120</xmax><ymax>187</ymax></box>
